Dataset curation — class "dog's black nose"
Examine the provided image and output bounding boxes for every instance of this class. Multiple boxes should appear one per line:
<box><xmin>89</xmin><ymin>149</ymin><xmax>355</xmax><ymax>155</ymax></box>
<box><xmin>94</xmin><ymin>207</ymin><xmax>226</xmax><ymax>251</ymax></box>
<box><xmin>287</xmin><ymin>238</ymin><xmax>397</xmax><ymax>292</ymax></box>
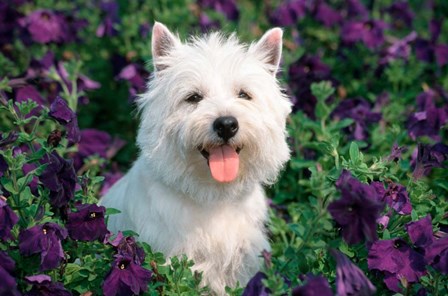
<box><xmin>213</xmin><ymin>116</ymin><xmax>239</xmax><ymax>141</ymax></box>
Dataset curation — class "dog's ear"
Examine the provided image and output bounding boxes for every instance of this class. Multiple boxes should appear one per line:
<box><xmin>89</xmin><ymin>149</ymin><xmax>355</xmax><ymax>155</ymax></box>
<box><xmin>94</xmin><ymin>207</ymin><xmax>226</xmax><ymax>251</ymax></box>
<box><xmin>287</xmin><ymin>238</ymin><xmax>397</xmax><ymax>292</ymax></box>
<box><xmin>252</xmin><ymin>28</ymin><xmax>283</xmax><ymax>75</ymax></box>
<box><xmin>152</xmin><ymin>22</ymin><xmax>179</xmax><ymax>71</ymax></box>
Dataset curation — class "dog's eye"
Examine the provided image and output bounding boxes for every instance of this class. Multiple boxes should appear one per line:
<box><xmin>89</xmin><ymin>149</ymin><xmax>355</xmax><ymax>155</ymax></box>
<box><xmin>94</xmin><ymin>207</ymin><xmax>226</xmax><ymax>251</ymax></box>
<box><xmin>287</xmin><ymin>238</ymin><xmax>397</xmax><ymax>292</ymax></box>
<box><xmin>186</xmin><ymin>93</ymin><xmax>203</xmax><ymax>103</ymax></box>
<box><xmin>238</xmin><ymin>90</ymin><xmax>251</xmax><ymax>100</ymax></box>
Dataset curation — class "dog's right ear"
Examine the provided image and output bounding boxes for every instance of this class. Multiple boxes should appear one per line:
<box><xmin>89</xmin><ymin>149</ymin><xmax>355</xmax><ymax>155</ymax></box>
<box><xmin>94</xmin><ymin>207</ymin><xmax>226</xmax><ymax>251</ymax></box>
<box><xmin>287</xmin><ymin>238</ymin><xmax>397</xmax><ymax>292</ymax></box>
<box><xmin>152</xmin><ymin>22</ymin><xmax>179</xmax><ymax>72</ymax></box>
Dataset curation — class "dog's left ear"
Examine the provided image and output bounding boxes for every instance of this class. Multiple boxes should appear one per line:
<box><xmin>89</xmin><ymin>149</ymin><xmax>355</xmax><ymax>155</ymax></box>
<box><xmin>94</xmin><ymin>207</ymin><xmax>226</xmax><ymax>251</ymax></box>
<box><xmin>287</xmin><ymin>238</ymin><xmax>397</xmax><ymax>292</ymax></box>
<box><xmin>252</xmin><ymin>28</ymin><xmax>283</xmax><ymax>75</ymax></box>
<box><xmin>152</xmin><ymin>22</ymin><xmax>180</xmax><ymax>72</ymax></box>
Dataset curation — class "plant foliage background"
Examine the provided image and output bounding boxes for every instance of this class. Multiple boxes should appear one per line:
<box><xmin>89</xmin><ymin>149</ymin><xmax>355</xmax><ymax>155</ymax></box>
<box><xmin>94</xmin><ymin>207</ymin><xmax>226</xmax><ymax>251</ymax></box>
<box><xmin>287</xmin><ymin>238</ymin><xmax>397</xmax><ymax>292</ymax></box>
<box><xmin>0</xmin><ymin>0</ymin><xmax>447</xmax><ymax>295</ymax></box>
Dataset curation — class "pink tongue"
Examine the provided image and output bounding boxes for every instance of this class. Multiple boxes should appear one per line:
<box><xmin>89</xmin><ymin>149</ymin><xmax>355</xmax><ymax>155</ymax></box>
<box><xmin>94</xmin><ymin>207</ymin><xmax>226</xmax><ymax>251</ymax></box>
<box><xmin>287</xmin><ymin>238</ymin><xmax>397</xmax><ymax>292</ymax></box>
<box><xmin>208</xmin><ymin>145</ymin><xmax>239</xmax><ymax>183</ymax></box>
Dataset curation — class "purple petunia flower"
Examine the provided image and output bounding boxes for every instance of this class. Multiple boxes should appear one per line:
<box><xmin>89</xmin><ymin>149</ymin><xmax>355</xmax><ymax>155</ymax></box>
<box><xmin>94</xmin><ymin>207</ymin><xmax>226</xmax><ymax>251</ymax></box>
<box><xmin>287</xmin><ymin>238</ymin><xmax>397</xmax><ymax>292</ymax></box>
<box><xmin>332</xmin><ymin>98</ymin><xmax>381</xmax><ymax>141</ymax></box>
<box><xmin>39</xmin><ymin>151</ymin><xmax>77</xmax><ymax>208</ymax></box>
<box><xmin>49</xmin><ymin>96</ymin><xmax>81</xmax><ymax>144</ymax></box>
<box><xmin>406</xmin><ymin>215</ymin><xmax>448</xmax><ymax>274</ymax></box>
<box><xmin>25</xmin><ymin>274</ymin><xmax>71</xmax><ymax>296</ymax></box>
<box><xmin>0</xmin><ymin>251</ymin><xmax>21</xmax><ymax>295</ymax></box>
<box><xmin>346</xmin><ymin>0</ymin><xmax>369</xmax><ymax>20</ymax></box>
<box><xmin>198</xmin><ymin>0</ymin><xmax>239</xmax><ymax>21</ymax></box>
<box><xmin>331</xmin><ymin>249</ymin><xmax>376</xmax><ymax>296</ymax></box>
<box><xmin>102</xmin><ymin>255</ymin><xmax>152</xmax><ymax>296</ymax></box>
<box><xmin>0</xmin><ymin>3</ymin><xmax>22</xmax><ymax>45</ymax></box>
<box><xmin>412</xmin><ymin>143</ymin><xmax>448</xmax><ymax>179</ymax></box>
<box><xmin>115</xmin><ymin>236</ymin><xmax>146</xmax><ymax>265</ymax></box>
<box><xmin>407</xmin><ymin>89</ymin><xmax>448</xmax><ymax>141</ymax></box>
<box><xmin>288</xmin><ymin>55</ymin><xmax>332</xmax><ymax>117</ymax></box>
<box><xmin>0</xmin><ymin>198</ymin><xmax>19</xmax><ymax>241</ymax></box>
<box><xmin>292</xmin><ymin>274</ymin><xmax>332</xmax><ymax>296</ymax></box>
<box><xmin>0</xmin><ymin>155</ymin><xmax>7</xmax><ymax>177</ymax></box>
<box><xmin>26</xmin><ymin>51</ymin><xmax>55</xmax><ymax>79</ymax></box>
<box><xmin>66</xmin><ymin>203</ymin><xmax>108</xmax><ymax>241</ymax></box>
<box><xmin>368</xmin><ymin>239</ymin><xmax>426</xmax><ymax>292</ymax></box>
<box><xmin>380</xmin><ymin>31</ymin><xmax>417</xmax><ymax>65</ymax></box>
<box><xmin>384</xmin><ymin>1</ymin><xmax>414</xmax><ymax>28</ymax></box>
<box><xmin>96</xmin><ymin>1</ymin><xmax>120</xmax><ymax>37</ymax></box>
<box><xmin>372</xmin><ymin>181</ymin><xmax>412</xmax><ymax>215</ymax></box>
<box><xmin>341</xmin><ymin>19</ymin><xmax>387</xmax><ymax>49</ymax></box>
<box><xmin>242</xmin><ymin>272</ymin><xmax>269</xmax><ymax>296</ymax></box>
<box><xmin>19</xmin><ymin>9</ymin><xmax>68</xmax><ymax>44</ymax></box>
<box><xmin>312</xmin><ymin>1</ymin><xmax>341</xmax><ymax>27</ymax></box>
<box><xmin>73</xmin><ymin>129</ymin><xmax>125</xmax><ymax>170</ymax></box>
<box><xmin>269</xmin><ymin>0</ymin><xmax>306</xmax><ymax>27</ymax></box>
<box><xmin>415</xmin><ymin>20</ymin><xmax>448</xmax><ymax>67</ymax></box>
<box><xmin>117</xmin><ymin>63</ymin><xmax>149</xmax><ymax>101</ymax></box>
<box><xmin>328</xmin><ymin>170</ymin><xmax>384</xmax><ymax>245</ymax></box>
<box><xmin>19</xmin><ymin>222</ymin><xmax>68</xmax><ymax>271</ymax></box>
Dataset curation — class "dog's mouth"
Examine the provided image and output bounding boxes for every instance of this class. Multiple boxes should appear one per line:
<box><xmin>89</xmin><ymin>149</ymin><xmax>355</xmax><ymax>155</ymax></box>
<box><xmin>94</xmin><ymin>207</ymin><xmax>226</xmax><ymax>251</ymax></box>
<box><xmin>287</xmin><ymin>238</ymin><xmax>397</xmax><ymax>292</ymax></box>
<box><xmin>199</xmin><ymin>145</ymin><xmax>242</xmax><ymax>183</ymax></box>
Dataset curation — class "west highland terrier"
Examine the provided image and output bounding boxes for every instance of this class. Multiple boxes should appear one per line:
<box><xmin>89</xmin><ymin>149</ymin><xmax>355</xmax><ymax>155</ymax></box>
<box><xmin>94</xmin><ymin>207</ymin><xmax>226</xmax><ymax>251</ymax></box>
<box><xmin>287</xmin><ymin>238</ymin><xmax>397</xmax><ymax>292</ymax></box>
<box><xmin>100</xmin><ymin>22</ymin><xmax>291</xmax><ymax>294</ymax></box>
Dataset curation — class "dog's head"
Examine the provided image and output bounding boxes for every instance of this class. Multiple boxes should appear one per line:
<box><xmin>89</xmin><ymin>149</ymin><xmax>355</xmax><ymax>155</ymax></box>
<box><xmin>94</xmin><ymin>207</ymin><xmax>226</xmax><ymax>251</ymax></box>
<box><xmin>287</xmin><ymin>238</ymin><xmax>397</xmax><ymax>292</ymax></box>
<box><xmin>137</xmin><ymin>22</ymin><xmax>291</xmax><ymax>202</ymax></box>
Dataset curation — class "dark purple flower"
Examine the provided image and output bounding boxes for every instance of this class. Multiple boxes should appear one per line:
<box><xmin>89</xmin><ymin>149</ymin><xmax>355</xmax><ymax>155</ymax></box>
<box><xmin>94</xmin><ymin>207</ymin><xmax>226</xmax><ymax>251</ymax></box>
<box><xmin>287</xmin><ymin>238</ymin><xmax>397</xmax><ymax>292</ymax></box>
<box><xmin>25</xmin><ymin>274</ymin><xmax>71</xmax><ymax>296</ymax></box>
<box><xmin>96</xmin><ymin>1</ymin><xmax>120</xmax><ymax>37</ymax></box>
<box><xmin>269</xmin><ymin>0</ymin><xmax>306</xmax><ymax>27</ymax></box>
<box><xmin>292</xmin><ymin>274</ymin><xmax>332</xmax><ymax>296</ymax></box>
<box><xmin>288</xmin><ymin>55</ymin><xmax>332</xmax><ymax>117</ymax></box>
<box><xmin>198</xmin><ymin>0</ymin><xmax>239</xmax><ymax>21</ymax></box>
<box><xmin>328</xmin><ymin>171</ymin><xmax>384</xmax><ymax>245</ymax></box>
<box><xmin>412</xmin><ymin>143</ymin><xmax>448</xmax><ymax>179</ymax></box>
<box><xmin>380</xmin><ymin>31</ymin><xmax>417</xmax><ymax>65</ymax></box>
<box><xmin>313</xmin><ymin>1</ymin><xmax>341</xmax><ymax>27</ymax></box>
<box><xmin>415</xmin><ymin>20</ymin><xmax>448</xmax><ymax>67</ymax></box>
<box><xmin>0</xmin><ymin>198</ymin><xmax>19</xmax><ymax>240</ymax></box>
<box><xmin>368</xmin><ymin>239</ymin><xmax>426</xmax><ymax>292</ymax></box>
<box><xmin>385</xmin><ymin>1</ymin><xmax>414</xmax><ymax>28</ymax></box>
<box><xmin>19</xmin><ymin>10</ymin><xmax>68</xmax><ymax>44</ymax></box>
<box><xmin>49</xmin><ymin>96</ymin><xmax>81</xmax><ymax>144</ymax></box>
<box><xmin>405</xmin><ymin>215</ymin><xmax>434</xmax><ymax>249</ymax></box>
<box><xmin>387</xmin><ymin>143</ymin><xmax>407</xmax><ymax>162</ymax></box>
<box><xmin>117</xmin><ymin>64</ymin><xmax>149</xmax><ymax>101</ymax></box>
<box><xmin>331</xmin><ymin>249</ymin><xmax>376</xmax><ymax>296</ymax></box>
<box><xmin>332</xmin><ymin>98</ymin><xmax>381</xmax><ymax>141</ymax></box>
<box><xmin>73</xmin><ymin>129</ymin><xmax>125</xmax><ymax>170</ymax></box>
<box><xmin>19</xmin><ymin>222</ymin><xmax>68</xmax><ymax>271</ymax></box>
<box><xmin>346</xmin><ymin>0</ymin><xmax>369</xmax><ymax>20</ymax></box>
<box><xmin>102</xmin><ymin>255</ymin><xmax>152</xmax><ymax>296</ymax></box>
<box><xmin>242</xmin><ymin>272</ymin><xmax>269</xmax><ymax>296</ymax></box>
<box><xmin>39</xmin><ymin>151</ymin><xmax>77</xmax><ymax>208</ymax></box>
<box><xmin>0</xmin><ymin>155</ymin><xmax>7</xmax><ymax>177</ymax></box>
<box><xmin>0</xmin><ymin>251</ymin><xmax>20</xmax><ymax>295</ymax></box>
<box><xmin>115</xmin><ymin>236</ymin><xmax>146</xmax><ymax>265</ymax></box>
<box><xmin>66</xmin><ymin>203</ymin><xmax>108</xmax><ymax>241</ymax></box>
<box><xmin>426</xmin><ymin>237</ymin><xmax>448</xmax><ymax>274</ymax></box>
<box><xmin>0</xmin><ymin>3</ymin><xmax>22</xmax><ymax>45</ymax></box>
<box><xmin>407</xmin><ymin>89</ymin><xmax>448</xmax><ymax>141</ymax></box>
<box><xmin>26</xmin><ymin>51</ymin><xmax>55</xmax><ymax>79</ymax></box>
<box><xmin>341</xmin><ymin>20</ymin><xmax>387</xmax><ymax>49</ymax></box>
<box><xmin>372</xmin><ymin>182</ymin><xmax>412</xmax><ymax>215</ymax></box>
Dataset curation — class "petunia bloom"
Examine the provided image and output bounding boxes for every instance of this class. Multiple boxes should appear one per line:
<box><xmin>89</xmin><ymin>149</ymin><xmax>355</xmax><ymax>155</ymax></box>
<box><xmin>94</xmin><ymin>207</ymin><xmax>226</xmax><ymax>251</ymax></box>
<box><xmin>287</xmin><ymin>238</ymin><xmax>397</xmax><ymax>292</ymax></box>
<box><xmin>66</xmin><ymin>203</ymin><xmax>108</xmax><ymax>241</ymax></box>
<box><xmin>292</xmin><ymin>274</ymin><xmax>333</xmax><ymax>296</ymax></box>
<box><xmin>387</xmin><ymin>143</ymin><xmax>407</xmax><ymax>162</ymax></box>
<box><xmin>117</xmin><ymin>64</ymin><xmax>150</xmax><ymax>101</ymax></box>
<box><xmin>25</xmin><ymin>274</ymin><xmax>71</xmax><ymax>296</ymax></box>
<box><xmin>341</xmin><ymin>19</ymin><xmax>387</xmax><ymax>49</ymax></box>
<box><xmin>39</xmin><ymin>151</ymin><xmax>77</xmax><ymax>208</ymax></box>
<box><xmin>312</xmin><ymin>1</ymin><xmax>341</xmax><ymax>27</ymax></box>
<box><xmin>198</xmin><ymin>0</ymin><xmax>239</xmax><ymax>21</ymax></box>
<box><xmin>19</xmin><ymin>222</ymin><xmax>68</xmax><ymax>271</ymax></box>
<box><xmin>19</xmin><ymin>9</ymin><xmax>68</xmax><ymax>44</ymax></box>
<box><xmin>269</xmin><ymin>0</ymin><xmax>306</xmax><ymax>27</ymax></box>
<box><xmin>331</xmin><ymin>249</ymin><xmax>376</xmax><ymax>296</ymax></box>
<box><xmin>0</xmin><ymin>198</ymin><xmax>19</xmax><ymax>240</ymax></box>
<box><xmin>415</xmin><ymin>20</ymin><xmax>448</xmax><ymax>67</ymax></box>
<box><xmin>384</xmin><ymin>1</ymin><xmax>414</xmax><ymax>28</ymax></box>
<box><xmin>49</xmin><ymin>96</ymin><xmax>81</xmax><ymax>144</ymax></box>
<box><xmin>96</xmin><ymin>1</ymin><xmax>120</xmax><ymax>37</ymax></box>
<box><xmin>115</xmin><ymin>236</ymin><xmax>146</xmax><ymax>265</ymax></box>
<box><xmin>412</xmin><ymin>143</ymin><xmax>448</xmax><ymax>179</ymax></box>
<box><xmin>0</xmin><ymin>251</ymin><xmax>21</xmax><ymax>295</ymax></box>
<box><xmin>368</xmin><ymin>239</ymin><xmax>426</xmax><ymax>292</ymax></box>
<box><xmin>102</xmin><ymin>255</ymin><xmax>152</xmax><ymax>296</ymax></box>
<box><xmin>372</xmin><ymin>182</ymin><xmax>412</xmax><ymax>215</ymax></box>
<box><xmin>328</xmin><ymin>170</ymin><xmax>384</xmax><ymax>245</ymax></box>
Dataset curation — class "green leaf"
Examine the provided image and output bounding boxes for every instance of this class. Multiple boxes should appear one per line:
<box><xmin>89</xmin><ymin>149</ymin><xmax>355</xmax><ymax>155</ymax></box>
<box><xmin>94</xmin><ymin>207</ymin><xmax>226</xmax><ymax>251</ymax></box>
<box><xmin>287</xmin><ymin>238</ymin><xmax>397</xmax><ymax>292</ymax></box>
<box><xmin>105</xmin><ymin>208</ymin><xmax>121</xmax><ymax>215</ymax></box>
<box><xmin>349</xmin><ymin>142</ymin><xmax>360</xmax><ymax>164</ymax></box>
<box><xmin>310</xmin><ymin>81</ymin><xmax>335</xmax><ymax>102</ymax></box>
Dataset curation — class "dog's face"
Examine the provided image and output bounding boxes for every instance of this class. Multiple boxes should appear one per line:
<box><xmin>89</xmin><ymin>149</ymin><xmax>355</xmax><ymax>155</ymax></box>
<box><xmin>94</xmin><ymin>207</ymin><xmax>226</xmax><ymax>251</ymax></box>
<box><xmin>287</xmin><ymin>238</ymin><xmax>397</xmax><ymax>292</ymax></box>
<box><xmin>137</xmin><ymin>23</ymin><xmax>291</xmax><ymax>201</ymax></box>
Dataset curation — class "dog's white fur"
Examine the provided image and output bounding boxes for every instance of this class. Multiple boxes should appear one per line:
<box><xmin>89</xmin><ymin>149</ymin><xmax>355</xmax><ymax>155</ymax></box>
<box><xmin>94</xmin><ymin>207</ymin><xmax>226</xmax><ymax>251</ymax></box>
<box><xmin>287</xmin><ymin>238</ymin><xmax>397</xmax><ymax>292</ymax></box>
<box><xmin>100</xmin><ymin>22</ymin><xmax>291</xmax><ymax>294</ymax></box>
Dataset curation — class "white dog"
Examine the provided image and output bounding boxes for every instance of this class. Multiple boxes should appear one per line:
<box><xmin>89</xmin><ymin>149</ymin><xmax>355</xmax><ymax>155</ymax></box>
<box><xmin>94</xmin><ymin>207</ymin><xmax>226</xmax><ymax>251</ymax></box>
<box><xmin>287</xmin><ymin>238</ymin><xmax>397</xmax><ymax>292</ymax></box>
<box><xmin>100</xmin><ymin>22</ymin><xmax>291</xmax><ymax>294</ymax></box>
